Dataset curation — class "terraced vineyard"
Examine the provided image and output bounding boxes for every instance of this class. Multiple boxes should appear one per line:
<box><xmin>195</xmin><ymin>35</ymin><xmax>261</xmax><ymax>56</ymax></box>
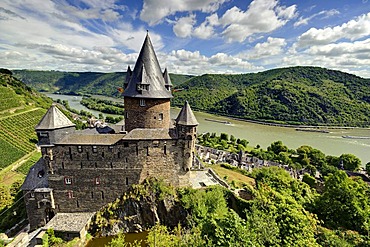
<box><xmin>0</xmin><ymin>108</ymin><xmax>46</xmax><ymax>169</ymax></box>
<box><xmin>16</xmin><ymin>152</ymin><xmax>42</xmax><ymax>175</ymax></box>
<box><xmin>0</xmin><ymin>86</ymin><xmax>22</xmax><ymax>112</ymax></box>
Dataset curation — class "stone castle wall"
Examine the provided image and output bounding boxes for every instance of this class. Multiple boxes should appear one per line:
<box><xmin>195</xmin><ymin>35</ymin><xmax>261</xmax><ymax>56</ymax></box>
<box><xmin>48</xmin><ymin>138</ymin><xmax>190</xmax><ymax>213</ymax></box>
<box><xmin>124</xmin><ymin>98</ymin><xmax>170</xmax><ymax>132</ymax></box>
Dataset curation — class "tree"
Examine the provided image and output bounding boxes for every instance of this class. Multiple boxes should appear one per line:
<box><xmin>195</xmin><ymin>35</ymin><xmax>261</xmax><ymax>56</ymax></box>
<box><xmin>365</xmin><ymin>162</ymin><xmax>370</xmax><ymax>175</ymax></box>
<box><xmin>267</xmin><ymin>141</ymin><xmax>288</xmax><ymax>155</ymax></box>
<box><xmin>313</xmin><ymin>170</ymin><xmax>370</xmax><ymax>234</ymax></box>
<box><xmin>339</xmin><ymin>154</ymin><xmax>361</xmax><ymax>171</ymax></box>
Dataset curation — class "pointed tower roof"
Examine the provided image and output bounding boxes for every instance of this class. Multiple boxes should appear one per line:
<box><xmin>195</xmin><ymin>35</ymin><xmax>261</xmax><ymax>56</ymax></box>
<box><xmin>35</xmin><ymin>105</ymin><xmax>75</xmax><ymax>130</ymax></box>
<box><xmin>163</xmin><ymin>68</ymin><xmax>172</xmax><ymax>87</ymax></box>
<box><xmin>123</xmin><ymin>33</ymin><xmax>173</xmax><ymax>99</ymax></box>
<box><xmin>176</xmin><ymin>101</ymin><xmax>198</xmax><ymax>126</ymax></box>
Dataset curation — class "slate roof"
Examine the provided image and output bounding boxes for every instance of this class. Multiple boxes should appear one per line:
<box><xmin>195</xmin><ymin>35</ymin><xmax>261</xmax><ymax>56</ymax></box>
<box><xmin>56</xmin><ymin>133</ymin><xmax>125</xmax><ymax>145</ymax></box>
<box><xmin>176</xmin><ymin>101</ymin><xmax>199</xmax><ymax>126</ymax></box>
<box><xmin>35</xmin><ymin>105</ymin><xmax>75</xmax><ymax>130</ymax></box>
<box><xmin>123</xmin><ymin>33</ymin><xmax>173</xmax><ymax>99</ymax></box>
<box><xmin>123</xmin><ymin>128</ymin><xmax>176</xmax><ymax>140</ymax></box>
<box><xmin>43</xmin><ymin>212</ymin><xmax>95</xmax><ymax>232</ymax></box>
<box><xmin>21</xmin><ymin>158</ymin><xmax>48</xmax><ymax>190</ymax></box>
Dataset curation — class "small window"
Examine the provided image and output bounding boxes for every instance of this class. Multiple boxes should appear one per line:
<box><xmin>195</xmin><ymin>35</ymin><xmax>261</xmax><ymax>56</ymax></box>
<box><xmin>39</xmin><ymin>132</ymin><xmax>48</xmax><ymax>137</ymax></box>
<box><xmin>67</xmin><ymin>191</ymin><xmax>73</xmax><ymax>199</ymax></box>
<box><xmin>95</xmin><ymin>177</ymin><xmax>100</xmax><ymax>185</ymax></box>
<box><xmin>109</xmin><ymin>146</ymin><xmax>114</xmax><ymax>152</ymax></box>
<box><xmin>125</xmin><ymin>112</ymin><xmax>128</xmax><ymax>119</ymax></box>
<box><xmin>139</xmin><ymin>99</ymin><xmax>145</xmax><ymax>106</ymax></box>
<box><xmin>92</xmin><ymin>146</ymin><xmax>97</xmax><ymax>153</ymax></box>
<box><xmin>77</xmin><ymin>146</ymin><xmax>83</xmax><ymax>153</ymax></box>
<box><xmin>64</xmin><ymin>177</ymin><xmax>72</xmax><ymax>185</ymax></box>
<box><xmin>159</xmin><ymin>113</ymin><xmax>163</xmax><ymax>121</ymax></box>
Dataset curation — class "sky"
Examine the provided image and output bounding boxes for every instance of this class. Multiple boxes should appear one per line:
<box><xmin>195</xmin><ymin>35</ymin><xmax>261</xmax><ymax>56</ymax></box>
<box><xmin>1</xmin><ymin>0</ymin><xmax>370</xmax><ymax>78</ymax></box>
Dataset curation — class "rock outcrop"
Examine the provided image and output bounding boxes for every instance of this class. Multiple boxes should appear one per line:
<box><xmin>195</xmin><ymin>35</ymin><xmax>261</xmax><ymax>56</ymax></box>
<box><xmin>89</xmin><ymin>179</ymin><xmax>188</xmax><ymax>236</ymax></box>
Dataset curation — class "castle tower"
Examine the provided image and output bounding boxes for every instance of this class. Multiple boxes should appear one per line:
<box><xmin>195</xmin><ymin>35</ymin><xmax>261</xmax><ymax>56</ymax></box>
<box><xmin>123</xmin><ymin>33</ymin><xmax>173</xmax><ymax>132</ymax></box>
<box><xmin>35</xmin><ymin>104</ymin><xmax>75</xmax><ymax>147</ymax></box>
<box><xmin>176</xmin><ymin>101</ymin><xmax>199</xmax><ymax>171</ymax></box>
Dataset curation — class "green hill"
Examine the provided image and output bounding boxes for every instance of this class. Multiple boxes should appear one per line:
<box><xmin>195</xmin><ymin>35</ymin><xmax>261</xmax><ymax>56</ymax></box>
<box><xmin>172</xmin><ymin>67</ymin><xmax>370</xmax><ymax>127</ymax></box>
<box><xmin>0</xmin><ymin>69</ymin><xmax>52</xmax><ymax>169</ymax></box>
<box><xmin>12</xmin><ymin>70</ymin><xmax>193</xmax><ymax>96</ymax></box>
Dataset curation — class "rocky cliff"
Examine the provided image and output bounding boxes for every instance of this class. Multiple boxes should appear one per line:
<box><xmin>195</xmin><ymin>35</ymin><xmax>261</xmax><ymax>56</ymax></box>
<box><xmin>89</xmin><ymin>179</ymin><xmax>188</xmax><ymax>236</ymax></box>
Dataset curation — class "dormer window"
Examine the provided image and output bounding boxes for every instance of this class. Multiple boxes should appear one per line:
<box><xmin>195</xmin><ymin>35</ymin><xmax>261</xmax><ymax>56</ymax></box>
<box><xmin>39</xmin><ymin>132</ymin><xmax>48</xmax><ymax>137</ymax></box>
<box><xmin>140</xmin><ymin>99</ymin><xmax>145</xmax><ymax>107</ymax></box>
<box><xmin>137</xmin><ymin>84</ymin><xmax>149</xmax><ymax>91</ymax></box>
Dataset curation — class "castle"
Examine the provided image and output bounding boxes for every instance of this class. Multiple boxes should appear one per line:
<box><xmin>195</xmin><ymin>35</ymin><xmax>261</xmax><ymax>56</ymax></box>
<box><xmin>21</xmin><ymin>33</ymin><xmax>199</xmax><ymax>231</ymax></box>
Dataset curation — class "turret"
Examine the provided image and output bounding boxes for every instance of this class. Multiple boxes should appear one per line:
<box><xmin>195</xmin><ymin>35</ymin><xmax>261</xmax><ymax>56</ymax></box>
<box><xmin>123</xmin><ymin>33</ymin><xmax>173</xmax><ymax>132</ymax></box>
<box><xmin>176</xmin><ymin>101</ymin><xmax>199</xmax><ymax>171</ymax></box>
<box><xmin>35</xmin><ymin>104</ymin><xmax>75</xmax><ymax>147</ymax></box>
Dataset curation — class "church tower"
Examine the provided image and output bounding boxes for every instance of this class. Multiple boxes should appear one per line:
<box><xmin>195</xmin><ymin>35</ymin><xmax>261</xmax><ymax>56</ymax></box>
<box><xmin>123</xmin><ymin>33</ymin><xmax>173</xmax><ymax>132</ymax></box>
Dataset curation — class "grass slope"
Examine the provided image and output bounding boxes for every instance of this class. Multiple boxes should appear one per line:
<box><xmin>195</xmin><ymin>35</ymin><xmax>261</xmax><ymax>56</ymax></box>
<box><xmin>173</xmin><ymin>66</ymin><xmax>370</xmax><ymax>127</ymax></box>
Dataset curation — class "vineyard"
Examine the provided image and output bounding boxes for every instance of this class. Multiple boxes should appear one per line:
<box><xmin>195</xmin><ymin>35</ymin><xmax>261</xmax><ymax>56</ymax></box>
<box><xmin>0</xmin><ymin>108</ymin><xmax>46</xmax><ymax>169</ymax></box>
<box><xmin>16</xmin><ymin>152</ymin><xmax>42</xmax><ymax>175</ymax></box>
<box><xmin>0</xmin><ymin>86</ymin><xmax>22</xmax><ymax>112</ymax></box>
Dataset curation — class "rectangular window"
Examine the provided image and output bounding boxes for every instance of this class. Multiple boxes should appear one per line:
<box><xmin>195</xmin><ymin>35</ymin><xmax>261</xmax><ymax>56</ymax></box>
<box><xmin>159</xmin><ymin>113</ymin><xmax>163</xmax><ymax>121</ymax></box>
<box><xmin>92</xmin><ymin>146</ymin><xmax>97</xmax><ymax>153</ymax></box>
<box><xmin>164</xmin><ymin>145</ymin><xmax>167</xmax><ymax>155</ymax></box>
<box><xmin>139</xmin><ymin>99</ymin><xmax>145</xmax><ymax>106</ymax></box>
<box><xmin>125</xmin><ymin>111</ymin><xmax>128</xmax><ymax>119</ymax></box>
<box><xmin>67</xmin><ymin>191</ymin><xmax>73</xmax><ymax>199</ymax></box>
<box><xmin>101</xmin><ymin>191</ymin><xmax>104</xmax><ymax>200</ymax></box>
<box><xmin>69</xmin><ymin>147</ymin><xmax>72</xmax><ymax>160</ymax></box>
<box><xmin>64</xmin><ymin>177</ymin><xmax>72</xmax><ymax>185</ymax></box>
<box><xmin>95</xmin><ymin>177</ymin><xmax>100</xmax><ymax>185</ymax></box>
<box><xmin>109</xmin><ymin>146</ymin><xmax>114</xmax><ymax>152</ymax></box>
<box><xmin>39</xmin><ymin>132</ymin><xmax>48</xmax><ymax>137</ymax></box>
<box><xmin>126</xmin><ymin>177</ymin><xmax>129</xmax><ymax>185</ymax></box>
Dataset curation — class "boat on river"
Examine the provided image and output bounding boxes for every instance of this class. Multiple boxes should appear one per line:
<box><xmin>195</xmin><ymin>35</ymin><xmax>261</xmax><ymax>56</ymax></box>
<box><xmin>342</xmin><ymin>135</ymin><xmax>370</xmax><ymax>139</ymax></box>
<box><xmin>295</xmin><ymin>128</ymin><xmax>330</xmax><ymax>133</ymax></box>
<box><xmin>205</xmin><ymin>118</ymin><xmax>232</xmax><ymax>125</ymax></box>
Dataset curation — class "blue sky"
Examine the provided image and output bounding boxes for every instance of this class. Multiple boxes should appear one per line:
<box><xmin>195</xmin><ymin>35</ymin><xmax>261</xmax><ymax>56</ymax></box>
<box><xmin>1</xmin><ymin>0</ymin><xmax>370</xmax><ymax>77</ymax></box>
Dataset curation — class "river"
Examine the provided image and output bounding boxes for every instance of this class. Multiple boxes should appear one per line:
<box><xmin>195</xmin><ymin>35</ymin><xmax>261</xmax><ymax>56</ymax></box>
<box><xmin>46</xmin><ymin>94</ymin><xmax>370</xmax><ymax>165</ymax></box>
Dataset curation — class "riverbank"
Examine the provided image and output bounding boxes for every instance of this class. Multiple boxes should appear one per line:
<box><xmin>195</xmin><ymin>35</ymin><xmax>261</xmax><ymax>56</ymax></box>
<box><xmin>176</xmin><ymin>106</ymin><xmax>370</xmax><ymax>130</ymax></box>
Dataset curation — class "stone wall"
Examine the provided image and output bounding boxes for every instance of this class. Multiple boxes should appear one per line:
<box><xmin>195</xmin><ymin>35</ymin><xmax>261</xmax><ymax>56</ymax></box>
<box><xmin>48</xmin><ymin>138</ymin><xmax>190</xmax><ymax>213</ymax></box>
<box><xmin>124</xmin><ymin>97</ymin><xmax>170</xmax><ymax>132</ymax></box>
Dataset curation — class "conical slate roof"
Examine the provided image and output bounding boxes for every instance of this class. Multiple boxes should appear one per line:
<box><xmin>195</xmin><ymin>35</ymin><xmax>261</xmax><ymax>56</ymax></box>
<box><xmin>35</xmin><ymin>105</ymin><xmax>75</xmax><ymax>130</ymax></box>
<box><xmin>176</xmin><ymin>101</ymin><xmax>198</xmax><ymax>126</ymax></box>
<box><xmin>123</xmin><ymin>33</ymin><xmax>173</xmax><ymax>99</ymax></box>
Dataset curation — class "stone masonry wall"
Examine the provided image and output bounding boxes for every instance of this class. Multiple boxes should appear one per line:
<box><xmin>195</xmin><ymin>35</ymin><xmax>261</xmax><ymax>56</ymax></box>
<box><xmin>124</xmin><ymin>98</ymin><xmax>170</xmax><ymax>132</ymax></box>
<box><xmin>48</xmin><ymin>138</ymin><xmax>189</xmax><ymax>213</ymax></box>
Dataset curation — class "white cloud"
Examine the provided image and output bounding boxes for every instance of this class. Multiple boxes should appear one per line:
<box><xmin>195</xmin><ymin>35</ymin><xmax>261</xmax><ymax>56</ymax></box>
<box><xmin>294</xmin><ymin>9</ymin><xmax>340</xmax><ymax>27</ymax></box>
<box><xmin>220</xmin><ymin>0</ymin><xmax>297</xmax><ymax>42</ymax></box>
<box><xmin>140</xmin><ymin>0</ymin><xmax>228</xmax><ymax>25</ymax></box>
<box><xmin>167</xmin><ymin>49</ymin><xmax>261</xmax><ymax>75</ymax></box>
<box><xmin>173</xmin><ymin>15</ymin><xmax>196</xmax><ymax>38</ymax></box>
<box><xmin>307</xmin><ymin>38</ymin><xmax>370</xmax><ymax>57</ymax></box>
<box><xmin>243</xmin><ymin>37</ymin><xmax>286</xmax><ymax>59</ymax></box>
<box><xmin>297</xmin><ymin>12</ymin><xmax>370</xmax><ymax>47</ymax></box>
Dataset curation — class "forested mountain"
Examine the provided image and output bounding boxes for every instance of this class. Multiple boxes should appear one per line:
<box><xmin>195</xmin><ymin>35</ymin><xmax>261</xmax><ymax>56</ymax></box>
<box><xmin>12</xmin><ymin>70</ymin><xmax>193</xmax><ymax>96</ymax></box>
<box><xmin>172</xmin><ymin>67</ymin><xmax>370</xmax><ymax>127</ymax></box>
